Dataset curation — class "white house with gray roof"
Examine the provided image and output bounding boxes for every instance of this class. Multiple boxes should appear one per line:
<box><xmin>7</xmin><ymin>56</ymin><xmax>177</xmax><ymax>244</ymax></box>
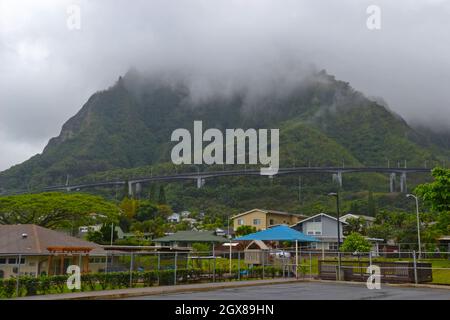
<box><xmin>291</xmin><ymin>213</ymin><xmax>348</xmax><ymax>251</ymax></box>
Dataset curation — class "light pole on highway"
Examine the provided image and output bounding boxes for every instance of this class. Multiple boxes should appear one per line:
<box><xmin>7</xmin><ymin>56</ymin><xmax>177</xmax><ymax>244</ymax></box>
<box><xmin>407</xmin><ymin>193</ymin><xmax>422</xmax><ymax>259</ymax></box>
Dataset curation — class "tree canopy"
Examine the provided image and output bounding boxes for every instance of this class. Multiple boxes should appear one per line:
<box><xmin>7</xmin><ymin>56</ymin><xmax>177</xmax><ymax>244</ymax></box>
<box><xmin>0</xmin><ymin>192</ymin><xmax>120</xmax><ymax>229</ymax></box>
<box><xmin>340</xmin><ymin>232</ymin><xmax>372</xmax><ymax>253</ymax></box>
<box><xmin>415</xmin><ymin>167</ymin><xmax>450</xmax><ymax>213</ymax></box>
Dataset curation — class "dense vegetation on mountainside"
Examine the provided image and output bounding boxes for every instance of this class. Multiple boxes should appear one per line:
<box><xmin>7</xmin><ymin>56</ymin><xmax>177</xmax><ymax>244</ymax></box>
<box><xmin>0</xmin><ymin>70</ymin><xmax>447</xmax><ymax>217</ymax></box>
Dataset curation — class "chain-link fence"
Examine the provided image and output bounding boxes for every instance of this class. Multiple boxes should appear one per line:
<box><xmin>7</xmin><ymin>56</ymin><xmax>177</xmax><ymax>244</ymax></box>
<box><xmin>1</xmin><ymin>248</ymin><xmax>450</xmax><ymax>298</ymax></box>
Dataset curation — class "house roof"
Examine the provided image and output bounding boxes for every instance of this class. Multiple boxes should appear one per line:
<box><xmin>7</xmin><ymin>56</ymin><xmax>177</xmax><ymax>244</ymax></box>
<box><xmin>153</xmin><ymin>230</ymin><xmax>227</xmax><ymax>243</ymax></box>
<box><xmin>235</xmin><ymin>225</ymin><xmax>319</xmax><ymax>242</ymax></box>
<box><xmin>291</xmin><ymin>213</ymin><xmax>349</xmax><ymax>227</ymax></box>
<box><xmin>0</xmin><ymin>224</ymin><xmax>105</xmax><ymax>255</ymax></box>
<box><xmin>340</xmin><ymin>213</ymin><xmax>376</xmax><ymax>222</ymax></box>
<box><xmin>231</xmin><ymin>208</ymin><xmax>306</xmax><ymax>220</ymax></box>
<box><xmin>245</xmin><ymin>240</ymin><xmax>270</xmax><ymax>250</ymax></box>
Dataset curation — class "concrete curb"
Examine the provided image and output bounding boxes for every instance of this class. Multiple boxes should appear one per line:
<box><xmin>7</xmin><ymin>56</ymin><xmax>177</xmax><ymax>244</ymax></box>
<box><xmin>305</xmin><ymin>278</ymin><xmax>450</xmax><ymax>290</ymax></box>
<box><xmin>15</xmin><ymin>278</ymin><xmax>304</xmax><ymax>300</ymax></box>
<box><xmin>13</xmin><ymin>278</ymin><xmax>450</xmax><ymax>300</ymax></box>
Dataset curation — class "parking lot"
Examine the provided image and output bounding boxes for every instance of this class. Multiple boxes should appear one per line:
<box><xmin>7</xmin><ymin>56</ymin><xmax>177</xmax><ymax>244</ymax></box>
<box><xmin>127</xmin><ymin>281</ymin><xmax>450</xmax><ymax>300</ymax></box>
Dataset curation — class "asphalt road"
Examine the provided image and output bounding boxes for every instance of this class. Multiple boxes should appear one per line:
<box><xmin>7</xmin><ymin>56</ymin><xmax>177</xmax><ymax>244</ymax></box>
<box><xmin>126</xmin><ymin>282</ymin><xmax>450</xmax><ymax>300</ymax></box>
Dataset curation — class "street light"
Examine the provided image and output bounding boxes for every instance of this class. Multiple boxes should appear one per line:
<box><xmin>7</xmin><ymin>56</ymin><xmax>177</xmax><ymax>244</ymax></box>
<box><xmin>328</xmin><ymin>192</ymin><xmax>342</xmax><ymax>280</ymax></box>
<box><xmin>328</xmin><ymin>192</ymin><xmax>341</xmax><ymax>251</ymax></box>
<box><xmin>407</xmin><ymin>193</ymin><xmax>422</xmax><ymax>259</ymax></box>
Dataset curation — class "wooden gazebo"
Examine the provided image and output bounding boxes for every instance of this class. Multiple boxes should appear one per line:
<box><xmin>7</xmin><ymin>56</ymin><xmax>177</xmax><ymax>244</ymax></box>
<box><xmin>47</xmin><ymin>246</ymin><xmax>93</xmax><ymax>275</ymax></box>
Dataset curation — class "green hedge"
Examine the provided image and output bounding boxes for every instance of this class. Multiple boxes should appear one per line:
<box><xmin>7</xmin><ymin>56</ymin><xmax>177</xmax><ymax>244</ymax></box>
<box><xmin>0</xmin><ymin>269</ymin><xmax>203</xmax><ymax>298</ymax></box>
<box><xmin>0</xmin><ymin>267</ymin><xmax>285</xmax><ymax>298</ymax></box>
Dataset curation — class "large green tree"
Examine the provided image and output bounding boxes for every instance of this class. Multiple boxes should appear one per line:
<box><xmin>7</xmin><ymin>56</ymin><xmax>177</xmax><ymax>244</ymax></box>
<box><xmin>415</xmin><ymin>167</ymin><xmax>450</xmax><ymax>213</ymax></box>
<box><xmin>0</xmin><ymin>192</ymin><xmax>120</xmax><ymax>229</ymax></box>
<box><xmin>235</xmin><ymin>225</ymin><xmax>257</xmax><ymax>237</ymax></box>
<box><xmin>340</xmin><ymin>232</ymin><xmax>372</xmax><ymax>253</ymax></box>
<box><xmin>415</xmin><ymin>167</ymin><xmax>450</xmax><ymax>240</ymax></box>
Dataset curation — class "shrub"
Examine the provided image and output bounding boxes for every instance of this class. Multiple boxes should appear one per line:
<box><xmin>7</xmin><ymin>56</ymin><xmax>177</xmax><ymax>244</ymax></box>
<box><xmin>94</xmin><ymin>273</ymin><xmax>109</xmax><ymax>290</ymax></box>
<box><xmin>142</xmin><ymin>271</ymin><xmax>158</xmax><ymax>287</ymax></box>
<box><xmin>159</xmin><ymin>270</ymin><xmax>174</xmax><ymax>285</ymax></box>
<box><xmin>51</xmin><ymin>275</ymin><xmax>68</xmax><ymax>293</ymax></box>
<box><xmin>81</xmin><ymin>274</ymin><xmax>97</xmax><ymax>291</ymax></box>
<box><xmin>20</xmin><ymin>276</ymin><xmax>40</xmax><ymax>296</ymax></box>
<box><xmin>39</xmin><ymin>276</ymin><xmax>52</xmax><ymax>294</ymax></box>
<box><xmin>2</xmin><ymin>278</ymin><xmax>17</xmax><ymax>298</ymax></box>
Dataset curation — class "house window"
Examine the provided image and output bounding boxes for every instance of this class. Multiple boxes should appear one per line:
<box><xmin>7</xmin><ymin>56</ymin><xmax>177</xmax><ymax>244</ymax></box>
<box><xmin>238</xmin><ymin>219</ymin><xmax>244</xmax><ymax>225</ymax></box>
<box><xmin>253</xmin><ymin>219</ymin><xmax>261</xmax><ymax>225</ymax></box>
<box><xmin>329</xmin><ymin>243</ymin><xmax>338</xmax><ymax>251</ymax></box>
<box><xmin>305</xmin><ymin>222</ymin><xmax>322</xmax><ymax>235</ymax></box>
<box><xmin>269</xmin><ymin>219</ymin><xmax>274</xmax><ymax>225</ymax></box>
<box><xmin>0</xmin><ymin>258</ymin><xmax>6</xmax><ymax>265</ymax></box>
<box><xmin>9</xmin><ymin>258</ymin><xmax>25</xmax><ymax>265</ymax></box>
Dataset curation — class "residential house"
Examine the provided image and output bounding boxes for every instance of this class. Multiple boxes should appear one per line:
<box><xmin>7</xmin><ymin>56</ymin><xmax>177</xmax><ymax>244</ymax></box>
<box><xmin>153</xmin><ymin>230</ymin><xmax>227</xmax><ymax>248</ymax></box>
<box><xmin>231</xmin><ymin>209</ymin><xmax>307</xmax><ymax>231</ymax></box>
<box><xmin>0</xmin><ymin>224</ymin><xmax>109</xmax><ymax>279</ymax></box>
<box><xmin>215</xmin><ymin>228</ymin><xmax>226</xmax><ymax>237</ymax></box>
<box><xmin>340</xmin><ymin>213</ymin><xmax>376</xmax><ymax>229</ymax></box>
<box><xmin>167</xmin><ymin>213</ymin><xmax>181</xmax><ymax>223</ymax></box>
<box><xmin>291</xmin><ymin>213</ymin><xmax>348</xmax><ymax>251</ymax></box>
<box><xmin>182</xmin><ymin>217</ymin><xmax>197</xmax><ymax>227</ymax></box>
<box><xmin>180</xmin><ymin>211</ymin><xmax>191</xmax><ymax>218</ymax></box>
<box><xmin>78</xmin><ymin>224</ymin><xmax>125</xmax><ymax>239</ymax></box>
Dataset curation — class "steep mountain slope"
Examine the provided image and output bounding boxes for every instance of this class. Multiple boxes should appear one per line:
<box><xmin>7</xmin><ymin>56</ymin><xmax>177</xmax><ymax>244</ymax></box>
<box><xmin>0</xmin><ymin>70</ymin><xmax>446</xmax><ymax>195</ymax></box>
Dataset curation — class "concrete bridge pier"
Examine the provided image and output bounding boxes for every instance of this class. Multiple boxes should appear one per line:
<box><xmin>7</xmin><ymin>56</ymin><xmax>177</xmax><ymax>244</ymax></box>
<box><xmin>389</xmin><ymin>173</ymin><xmax>396</xmax><ymax>193</ymax></box>
<box><xmin>400</xmin><ymin>172</ymin><xmax>407</xmax><ymax>193</ymax></box>
<box><xmin>135</xmin><ymin>183</ymin><xmax>142</xmax><ymax>197</ymax></box>
<box><xmin>196</xmin><ymin>177</ymin><xmax>205</xmax><ymax>189</ymax></box>
<box><xmin>332</xmin><ymin>171</ymin><xmax>343</xmax><ymax>188</ymax></box>
<box><xmin>128</xmin><ymin>181</ymin><xmax>134</xmax><ymax>197</ymax></box>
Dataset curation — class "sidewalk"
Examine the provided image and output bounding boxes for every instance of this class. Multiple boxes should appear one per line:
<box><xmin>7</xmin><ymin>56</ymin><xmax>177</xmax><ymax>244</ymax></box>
<box><xmin>14</xmin><ymin>278</ymin><xmax>303</xmax><ymax>300</ymax></box>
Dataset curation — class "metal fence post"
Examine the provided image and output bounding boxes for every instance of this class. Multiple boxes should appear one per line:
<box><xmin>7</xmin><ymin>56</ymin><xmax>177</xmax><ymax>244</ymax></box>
<box><xmin>309</xmin><ymin>252</ymin><xmax>312</xmax><ymax>279</ymax></box>
<box><xmin>238</xmin><ymin>251</ymin><xmax>241</xmax><ymax>281</ymax></box>
<box><xmin>413</xmin><ymin>250</ymin><xmax>418</xmax><ymax>284</ymax></box>
<box><xmin>337</xmin><ymin>251</ymin><xmax>341</xmax><ymax>281</ymax></box>
<box><xmin>174</xmin><ymin>252</ymin><xmax>177</xmax><ymax>286</ymax></box>
<box><xmin>129</xmin><ymin>253</ymin><xmax>134</xmax><ymax>287</ymax></box>
<box><xmin>369</xmin><ymin>251</ymin><xmax>372</xmax><ymax>266</ymax></box>
<box><xmin>262</xmin><ymin>251</ymin><xmax>265</xmax><ymax>279</ymax></box>
<box><xmin>16</xmin><ymin>254</ymin><xmax>22</xmax><ymax>297</ymax></box>
<box><xmin>157</xmin><ymin>252</ymin><xmax>161</xmax><ymax>285</ymax></box>
<box><xmin>212</xmin><ymin>244</ymin><xmax>216</xmax><ymax>283</ymax></box>
<box><xmin>104</xmin><ymin>252</ymin><xmax>108</xmax><ymax>274</ymax></box>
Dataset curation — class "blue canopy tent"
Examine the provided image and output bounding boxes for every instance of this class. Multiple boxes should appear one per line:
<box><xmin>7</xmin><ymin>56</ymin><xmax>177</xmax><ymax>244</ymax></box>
<box><xmin>235</xmin><ymin>225</ymin><xmax>319</xmax><ymax>242</ymax></box>
<box><xmin>235</xmin><ymin>225</ymin><xmax>319</xmax><ymax>277</ymax></box>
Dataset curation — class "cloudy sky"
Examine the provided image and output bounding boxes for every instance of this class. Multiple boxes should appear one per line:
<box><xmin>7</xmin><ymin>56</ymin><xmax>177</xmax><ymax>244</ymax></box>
<box><xmin>0</xmin><ymin>0</ymin><xmax>449</xmax><ymax>171</ymax></box>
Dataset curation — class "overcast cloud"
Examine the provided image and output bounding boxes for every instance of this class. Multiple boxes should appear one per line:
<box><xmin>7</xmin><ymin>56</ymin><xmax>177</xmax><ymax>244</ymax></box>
<box><xmin>0</xmin><ymin>0</ymin><xmax>449</xmax><ymax>171</ymax></box>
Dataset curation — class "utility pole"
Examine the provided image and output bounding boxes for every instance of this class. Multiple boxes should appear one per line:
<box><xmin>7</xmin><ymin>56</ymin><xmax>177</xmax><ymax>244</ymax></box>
<box><xmin>328</xmin><ymin>192</ymin><xmax>341</xmax><ymax>280</ymax></box>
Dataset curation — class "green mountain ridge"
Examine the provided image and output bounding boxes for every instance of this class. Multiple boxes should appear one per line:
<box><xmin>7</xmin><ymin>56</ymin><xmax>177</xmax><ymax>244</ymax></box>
<box><xmin>0</xmin><ymin>70</ymin><xmax>447</xmax><ymax>215</ymax></box>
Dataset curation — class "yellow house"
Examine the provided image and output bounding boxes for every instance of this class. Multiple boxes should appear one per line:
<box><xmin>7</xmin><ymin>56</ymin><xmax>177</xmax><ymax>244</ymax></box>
<box><xmin>231</xmin><ymin>209</ymin><xmax>307</xmax><ymax>231</ymax></box>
